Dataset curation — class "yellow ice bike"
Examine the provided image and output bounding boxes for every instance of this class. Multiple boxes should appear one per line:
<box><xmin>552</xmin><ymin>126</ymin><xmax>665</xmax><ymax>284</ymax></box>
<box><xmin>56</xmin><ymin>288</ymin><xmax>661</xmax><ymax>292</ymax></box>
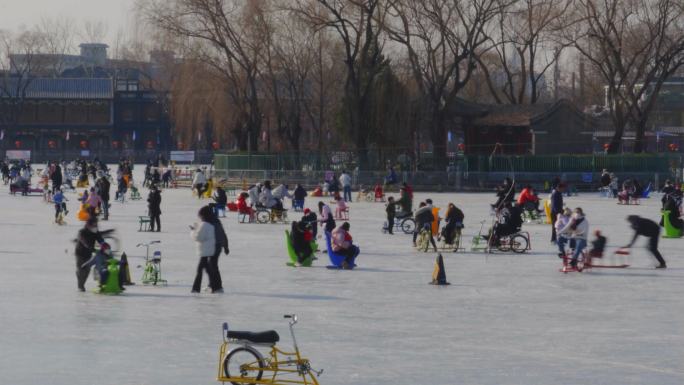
<box><xmin>218</xmin><ymin>315</ymin><xmax>322</xmax><ymax>385</ymax></box>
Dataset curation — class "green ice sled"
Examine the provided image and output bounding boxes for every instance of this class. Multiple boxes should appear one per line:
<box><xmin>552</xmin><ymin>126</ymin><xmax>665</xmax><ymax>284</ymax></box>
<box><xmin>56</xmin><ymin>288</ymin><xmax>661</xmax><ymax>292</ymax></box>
<box><xmin>285</xmin><ymin>230</ymin><xmax>315</xmax><ymax>267</ymax></box>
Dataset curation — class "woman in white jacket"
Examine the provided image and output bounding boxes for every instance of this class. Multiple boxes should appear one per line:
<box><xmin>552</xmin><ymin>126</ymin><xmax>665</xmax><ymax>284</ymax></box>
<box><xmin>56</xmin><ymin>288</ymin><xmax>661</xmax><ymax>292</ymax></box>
<box><xmin>190</xmin><ymin>206</ymin><xmax>217</xmax><ymax>293</ymax></box>
<box><xmin>559</xmin><ymin>207</ymin><xmax>589</xmax><ymax>268</ymax></box>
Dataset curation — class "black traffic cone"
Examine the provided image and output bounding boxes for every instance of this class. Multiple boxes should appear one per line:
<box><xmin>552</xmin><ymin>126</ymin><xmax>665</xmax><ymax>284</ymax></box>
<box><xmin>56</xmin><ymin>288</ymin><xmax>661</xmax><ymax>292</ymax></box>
<box><xmin>120</xmin><ymin>252</ymin><xmax>134</xmax><ymax>285</ymax></box>
<box><xmin>430</xmin><ymin>253</ymin><xmax>450</xmax><ymax>285</ymax></box>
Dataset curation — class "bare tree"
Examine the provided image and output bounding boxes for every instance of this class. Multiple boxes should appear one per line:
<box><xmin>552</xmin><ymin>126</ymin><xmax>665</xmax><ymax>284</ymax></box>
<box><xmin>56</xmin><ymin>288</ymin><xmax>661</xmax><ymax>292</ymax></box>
<box><xmin>261</xmin><ymin>7</ymin><xmax>316</xmax><ymax>155</ymax></box>
<box><xmin>81</xmin><ymin>20</ymin><xmax>109</xmax><ymax>43</ymax></box>
<box><xmin>478</xmin><ymin>0</ymin><xmax>572</xmax><ymax>104</ymax></box>
<box><xmin>0</xmin><ymin>30</ymin><xmax>48</xmax><ymax>140</ymax></box>
<box><xmin>385</xmin><ymin>0</ymin><xmax>505</xmax><ymax>166</ymax></box>
<box><xmin>140</xmin><ymin>0</ymin><xmax>270</xmax><ymax>151</ymax></box>
<box><xmin>36</xmin><ymin>18</ymin><xmax>78</xmax><ymax>77</ymax></box>
<box><xmin>571</xmin><ymin>0</ymin><xmax>684</xmax><ymax>153</ymax></box>
<box><xmin>293</xmin><ymin>0</ymin><xmax>390</xmax><ymax>169</ymax></box>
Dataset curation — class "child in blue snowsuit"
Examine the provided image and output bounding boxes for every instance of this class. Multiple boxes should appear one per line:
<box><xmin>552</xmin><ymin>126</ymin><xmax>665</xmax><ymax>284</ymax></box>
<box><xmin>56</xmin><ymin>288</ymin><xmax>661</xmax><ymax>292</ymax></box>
<box><xmin>53</xmin><ymin>189</ymin><xmax>68</xmax><ymax>220</ymax></box>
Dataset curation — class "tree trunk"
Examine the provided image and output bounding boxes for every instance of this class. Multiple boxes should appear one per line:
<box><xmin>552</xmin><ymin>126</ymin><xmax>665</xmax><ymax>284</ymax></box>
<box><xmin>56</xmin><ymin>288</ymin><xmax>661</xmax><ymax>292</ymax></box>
<box><xmin>633</xmin><ymin>120</ymin><xmax>647</xmax><ymax>153</ymax></box>
<box><xmin>430</xmin><ymin>113</ymin><xmax>447</xmax><ymax>170</ymax></box>
<box><xmin>607</xmin><ymin>129</ymin><xmax>623</xmax><ymax>154</ymax></box>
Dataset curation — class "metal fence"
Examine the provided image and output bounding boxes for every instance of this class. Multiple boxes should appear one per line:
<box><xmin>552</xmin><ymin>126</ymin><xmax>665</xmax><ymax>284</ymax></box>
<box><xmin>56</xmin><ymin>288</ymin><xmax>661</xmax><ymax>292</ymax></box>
<box><xmin>463</xmin><ymin>154</ymin><xmax>682</xmax><ymax>174</ymax></box>
<box><xmin>213</xmin><ymin>153</ymin><xmax>682</xmax><ymax>192</ymax></box>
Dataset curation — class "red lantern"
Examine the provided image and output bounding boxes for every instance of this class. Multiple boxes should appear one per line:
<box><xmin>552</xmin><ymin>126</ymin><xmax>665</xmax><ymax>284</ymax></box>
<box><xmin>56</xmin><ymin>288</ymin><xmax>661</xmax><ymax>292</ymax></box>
<box><xmin>146</xmin><ymin>140</ymin><xmax>155</xmax><ymax>149</ymax></box>
<box><xmin>14</xmin><ymin>140</ymin><xmax>21</xmax><ymax>149</ymax></box>
<box><xmin>669</xmin><ymin>143</ymin><xmax>678</xmax><ymax>152</ymax></box>
<box><xmin>79</xmin><ymin>140</ymin><xmax>88</xmax><ymax>149</ymax></box>
<box><xmin>457</xmin><ymin>143</ymin><xmax>465</xmax><ymax>151</ymax></box>
<box><xmin>212</xmin><ymin>141</ymin><xmax>220</xmax><ymax>150</ymax></box>
<box><xmin>112</xmin><ymin>140</ymin><xmax>120</xmax><ymax>149</ymax></box>
<box><xmin>48</xmin><ymin>140</ymin><xmax>57</xmax><ymax>149</ymax></box>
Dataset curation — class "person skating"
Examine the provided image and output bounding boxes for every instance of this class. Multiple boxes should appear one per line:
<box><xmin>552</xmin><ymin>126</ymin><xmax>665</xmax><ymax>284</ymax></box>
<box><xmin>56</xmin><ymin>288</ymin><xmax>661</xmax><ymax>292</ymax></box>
<box><xmin>624</xmin><ymin>215</ymin><xmax>667</xmax><ymax>268</ymax></box>
<box><xmin>192</xmin><ymin>168</ymin><xmax>207</xmax><ymax>199</ymax></box>
<box><xmin>73</xmin><ymin>218</ymin><xmax>113</xmax><ymax>291</ymax></box>
<box><xmin>339</xmin><ymin>170</ymin><xmax>352</xmax><ymax>202</ymax></box>
<box><xmin>318</xmin><ymin>201</ymin><xmax>336</xmax><ymax>234</ymax></box>
<box><xmin>190</xmin><ymin>206</ymin><xmax>218</xmax><ymax>293</ymax></box>
<box><xmin>293</xmin><ymin>184</ymin><xmax>307</xmax><ymax>209</ymax></box>
<box><xmin>213</xmin><ymin>186</ymin><xmax>228</xmax><ymax>217</ymax></box>
<box><xmin>147</xmin><ymin>184</ymin><xmax>162</xmax><ymax>232</ymax></box>
<box><xmin>53</xmin><ymin>188</ymin><xmax>69</xmax><ymax>222</ymax></box>
<box><xmin>95</xmin><ymin>171</ymin><xmax>111</xmax><ymax>220</ymax></box>
<box><xmin>51</xmin><ymin>162</ymin><xmax>63</xmax><ymax>192</ymax></box>
<box><xmin>550</xmin><ymin>183</ymin><xmax>565</xmax><ymax>242</ymax></box>
<box><xmin>208</xmin><ymin>209</ymin><xmax>228</xmax><ymax>293</ymax></box>
<box><xmin>554</xmin><ymin>207</ymin><xmax>572</xmax><ymax>257</ymax></box>
<box><xmin>385</xmin><ymin>196</ymin><xmax>397</xmax><ymax>234</ymax></box>
<box><xmin>558</xmin><ymin>208</ymin><xmax>589</xmax><ymax>268</ymax></box>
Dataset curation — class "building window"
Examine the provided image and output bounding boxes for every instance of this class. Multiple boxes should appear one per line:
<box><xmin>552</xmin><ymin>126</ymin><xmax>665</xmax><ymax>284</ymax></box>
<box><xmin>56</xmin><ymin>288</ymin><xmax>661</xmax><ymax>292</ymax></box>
<box><xmin>120</xmin><ymin>105</ymin><xmax>135</xmax><ymax>122</ymax></box>
<box><xmin>143</xmin><ymin>104</ymin><xmax>160</xmax><ymax>122</ymax></box>
<box><xmin>89</xmin><ymin>102</ymin><xmax>111</xmax><ymax>124</ymax></box>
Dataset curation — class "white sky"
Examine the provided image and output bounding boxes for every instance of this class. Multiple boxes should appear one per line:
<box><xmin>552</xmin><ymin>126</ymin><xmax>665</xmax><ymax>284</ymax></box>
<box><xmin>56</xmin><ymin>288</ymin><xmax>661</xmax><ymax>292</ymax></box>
<box><xmin>0</xmin><ymin>0</ymin><xmax>137</xmax><ymax>46</ymax></box>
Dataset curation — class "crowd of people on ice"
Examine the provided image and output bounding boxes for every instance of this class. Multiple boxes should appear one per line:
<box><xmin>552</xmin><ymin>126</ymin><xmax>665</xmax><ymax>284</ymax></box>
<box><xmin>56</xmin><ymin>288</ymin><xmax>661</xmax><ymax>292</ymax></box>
<box><xmin>2</xmin><ymin>156</ymin><xmax>673</xmax><ymax>293</ymax></box>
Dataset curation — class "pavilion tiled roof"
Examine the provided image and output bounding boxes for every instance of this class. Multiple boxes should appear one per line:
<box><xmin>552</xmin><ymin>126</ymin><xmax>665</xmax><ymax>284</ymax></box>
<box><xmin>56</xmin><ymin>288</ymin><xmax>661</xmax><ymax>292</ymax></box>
<box><xmin>0</xmin><ymin>78</ymin><xmax>113</xmax><ymax>99</ymax></box>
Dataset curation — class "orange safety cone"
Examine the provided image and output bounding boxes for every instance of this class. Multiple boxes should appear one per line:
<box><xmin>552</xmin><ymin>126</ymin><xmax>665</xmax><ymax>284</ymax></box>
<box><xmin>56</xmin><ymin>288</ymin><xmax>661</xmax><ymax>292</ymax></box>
<box><xmin>429</xmin><ymin>253</ymin><xmax>450</xmax><ymax>285</ymax></box>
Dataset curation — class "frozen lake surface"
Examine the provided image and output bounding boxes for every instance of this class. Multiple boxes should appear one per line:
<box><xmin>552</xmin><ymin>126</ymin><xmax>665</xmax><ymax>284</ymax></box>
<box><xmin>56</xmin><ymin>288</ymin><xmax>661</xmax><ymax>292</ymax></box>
<box><xmin>0</xmin><ymin>171</ymin><xmax>682</xmax><ymax>385</ymax></box>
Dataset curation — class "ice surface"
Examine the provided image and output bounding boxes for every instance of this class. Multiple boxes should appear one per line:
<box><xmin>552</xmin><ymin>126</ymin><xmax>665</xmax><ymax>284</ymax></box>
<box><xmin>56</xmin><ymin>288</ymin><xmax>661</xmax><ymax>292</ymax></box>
<box><xmin>0</xmin><ymin>169</ymin><xmax>682</xmax><ymax>385</ymax></box>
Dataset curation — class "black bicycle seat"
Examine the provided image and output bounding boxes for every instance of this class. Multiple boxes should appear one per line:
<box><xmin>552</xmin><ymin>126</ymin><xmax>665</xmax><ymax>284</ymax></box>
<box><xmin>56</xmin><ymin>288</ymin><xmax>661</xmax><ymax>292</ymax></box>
<box><xmin>227</xmin><ymin>330</ymin><xmax>280</xmax><ymax>344</ymax></box>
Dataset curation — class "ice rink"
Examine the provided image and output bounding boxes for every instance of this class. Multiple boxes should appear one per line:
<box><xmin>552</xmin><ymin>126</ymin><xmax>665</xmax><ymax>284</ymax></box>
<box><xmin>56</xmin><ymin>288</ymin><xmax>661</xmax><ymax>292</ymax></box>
<box><xmin>1</xmin><ymin>170</ymin><xmax>682</xmax><ymax>385</ymax></box>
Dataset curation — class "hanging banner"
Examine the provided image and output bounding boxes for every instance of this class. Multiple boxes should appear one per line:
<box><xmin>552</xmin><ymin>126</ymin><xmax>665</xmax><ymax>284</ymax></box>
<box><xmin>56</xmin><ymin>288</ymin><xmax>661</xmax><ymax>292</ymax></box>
<box><xmin>6</xmin><ymin>150</ymin><xmax>31</xmax><ymax>160</ymax></box>
<box><xmin>170</xmin><ymin>151</ymin><xmax>195</xmax><ymax>162</ymax></box>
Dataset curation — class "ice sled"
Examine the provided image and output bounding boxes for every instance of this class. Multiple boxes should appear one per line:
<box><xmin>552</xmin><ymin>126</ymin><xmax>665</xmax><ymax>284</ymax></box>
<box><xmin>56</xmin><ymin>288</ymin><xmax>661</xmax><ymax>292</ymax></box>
<box><xmin>284</xmin><ymin>230</ymin><xmax>314</xmax><ymax>267</ymax></box>
<box><xmin>324</xmin><ymin>231</ymin><xmax>358</xmax><ymax>269</ymax></box>
<box><xmin>661</xmin><ymin>210</ymin><xmax>682</xmax><ymax>238</ymax></box>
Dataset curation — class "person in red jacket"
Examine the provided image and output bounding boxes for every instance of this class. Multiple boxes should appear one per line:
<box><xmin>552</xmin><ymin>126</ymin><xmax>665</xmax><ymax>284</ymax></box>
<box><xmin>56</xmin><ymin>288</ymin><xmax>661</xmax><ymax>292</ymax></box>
<box><xmin>517</xmin><ymin>185</ymin><xmax>542</xmax><ymax>213</ymax></box>
<box><xmin>236</xmin><ymin>192</ymin><xmax>254</xmax><ymax>221</ymax></box>
<box><xmin>374</xmin><ymin>184</ymin><xmax>384</xmax><ymax>201</ymax></box>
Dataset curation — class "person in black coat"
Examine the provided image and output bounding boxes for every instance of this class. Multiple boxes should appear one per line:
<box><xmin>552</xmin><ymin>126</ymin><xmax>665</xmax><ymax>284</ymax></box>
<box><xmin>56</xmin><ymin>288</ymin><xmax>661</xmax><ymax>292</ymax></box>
<box><xmin>301</xmin><ymin>208</ymin><xmax>318</xmax><ymax>238</ymax></box>
<box><xmin>95</xmin><ymin>172</ymin><xmax>111</xmax><ymax>220</ymax></box>
<box><xmin>625</xmin><ymin>215</ymin><xmax>667</xmax><ymax>268</ymax></box>
<box><xmin>147</xmin><ymin>185</ymin><xmax>162</xmax><ymax>232</ymax></box>
<box><xmin>492</xmin><ymin>177</ymin><xmax>515</xmax><ymax>210</ymax></box>
<box><xmin>74</xmin><ymin>219</ymin><xmax>113</xmax><ymax>291</ymax></box>
<box><xmin>51</xmin><ymin>163</ymin><xmax>63</xmax><ymax>191</ymax></box>
<box><xmin>550</xmin><ymin>183</ymin><xmax>565</xmax><ymax>242</ymax></box>
<box><xmin>209</xmin><ymin>211</ymin><xmax>228</xmax><ymax>293</ymax></box>
<box><xmin>291</xmin><ymin>221</ymin><xmax>313</xmax><ymax>264</ymax></box>
<box><xmin>293</xmin><ymin>184</ymin><xmax>307</xmax><ymax>208</ymax></box>
<box><xmin>213</xmin><ymin>187</ymin><xmax>228</xmax><ymax>217</ymax></box>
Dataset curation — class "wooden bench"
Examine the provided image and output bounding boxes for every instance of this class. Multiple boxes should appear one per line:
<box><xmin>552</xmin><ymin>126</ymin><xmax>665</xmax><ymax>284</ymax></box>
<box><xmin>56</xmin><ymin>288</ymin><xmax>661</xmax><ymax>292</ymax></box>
<box><xmin>139</xmin><ymin>216</ymin><xmax>152</xmax><ymax>231</ymax></box>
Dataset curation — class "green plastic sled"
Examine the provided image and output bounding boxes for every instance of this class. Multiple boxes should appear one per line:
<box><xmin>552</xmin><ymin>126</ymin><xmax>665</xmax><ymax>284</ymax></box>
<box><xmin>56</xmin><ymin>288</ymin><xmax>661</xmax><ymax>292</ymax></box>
<box><xmin>285</xmin><ymin>230</ymin><xmax>314</xmax><ymax>267</ymax></box>
<box><xmin>662</xmin><ymin>210</ymin><xmax>682</xmax><ymax>238</ymax></box>
<box><xmin>97</xmin><ymin>259</ymin><xmax>123</xmax><ymax>295</ymax></box>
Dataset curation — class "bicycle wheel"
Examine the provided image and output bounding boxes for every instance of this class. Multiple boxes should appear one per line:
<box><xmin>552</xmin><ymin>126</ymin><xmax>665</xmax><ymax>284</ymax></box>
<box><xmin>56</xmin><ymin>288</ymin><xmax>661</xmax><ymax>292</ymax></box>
<box><xmin>223</xmin><ymin>347</ymin><xmax>265</xmax><ymax>385</ymax></box>
<box><xmin>256</xmin><ymin>210</ymin><xmax>270</xmax><ymax>224</ymax></box>
<box><xmin>365</xmin><ymin>194</ymin><xmax>373</xmax><ymax>202</ymax></box>
<box><xmin>401</xmin><ymin>218</ymin><xmax>415</xmax><ymax>234</ymax></box>
<box><xmin>510</xmin><ymin>234</ymin><xmax>529</xmax><ymax>253</ymax></box>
